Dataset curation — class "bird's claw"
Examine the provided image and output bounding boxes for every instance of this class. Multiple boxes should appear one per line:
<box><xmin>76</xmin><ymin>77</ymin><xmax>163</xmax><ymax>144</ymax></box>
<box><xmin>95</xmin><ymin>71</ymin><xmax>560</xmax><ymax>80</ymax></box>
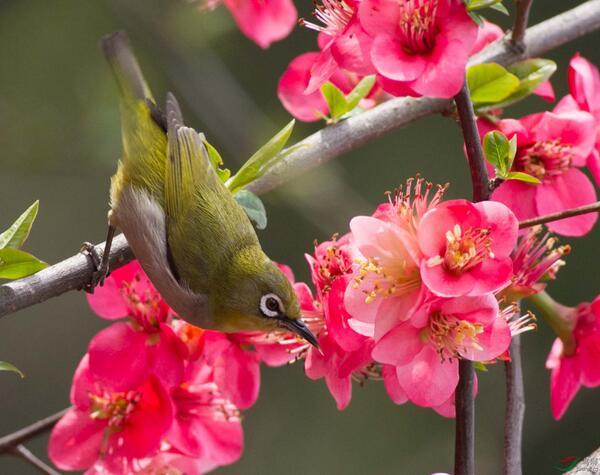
<box><xmin>80</xmin><ymin>242</ymin><xmax>108</xmax><ymax>293</ymax></box>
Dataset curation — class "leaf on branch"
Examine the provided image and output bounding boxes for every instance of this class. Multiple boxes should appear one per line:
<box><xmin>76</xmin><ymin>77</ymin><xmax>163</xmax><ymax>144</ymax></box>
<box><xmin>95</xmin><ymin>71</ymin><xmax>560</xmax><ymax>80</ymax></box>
<box><xmin>506</xmin><ymin>171</ymin><xmax>541</xmax><ymax>184</ymax></box>
<box><xmin>464</xmin><ymin>0</ymin><xmax>506</xmax><ymax>13</ymax></box>
<box><xmin>227</xmin><ymin>120</ymin><xmax>295</xmax><ymax>193</ymax></box>
<box><xmin>0</xmin><ymin>200</ymin><xmax>39</xmax><ymax>249</ymax></box>
<box><xmin>0</xmin><ymin>361</ymin><xmax>24</xmax><ymax>378</ymax></box>
<box><xmin>202</xmin><ymin>135</ymin><xmax>231</xmax><ymax>183</ymax></box>
<box><xmin>477</xmin><ymin>59</ymin><xmax>557</xmax><ymax>111</ymax></box>
<box><xmin>483</xmin><ymin>130</ymin><xmax>516</xmax><ymax>178</ymax></box>
<box><xmin>320</xmin><ymin>76</ymin><xmax>376</xmax><ymax>123</ymax></box>
<box><xmin>473</xmin><ymin>361</ymin><xmax>488</xmax><ymax>372</ymax></box>
<box><xmin>234</xmin><ymin>190</ymin><xmax>267</xmax><ymax>230</ymax></box>
<box><xmin>467</xmin><ymin>63</ymin><xmax>520</xmax><ymax>104</ymax></box>
<box><xmin>0</xmin><ymin>248</ymin><xmax>48</xmax><ymax>280</ymax></box>
<box><xmin>489</xmin><ymin>2</ymin><xmax>508</xmax><ymax>15</ymax></box>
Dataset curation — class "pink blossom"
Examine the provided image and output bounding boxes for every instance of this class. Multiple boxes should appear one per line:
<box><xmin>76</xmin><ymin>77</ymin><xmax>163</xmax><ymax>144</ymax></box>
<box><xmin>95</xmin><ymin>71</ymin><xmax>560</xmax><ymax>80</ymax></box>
<box><xmin>555</xmin><ymin>53</ymin><xmax>600</xmax><ymax>185</ymax></box>
<box><xmin>204</xmin><ymin>0</ymin><xmax>296</xmax><ymax>49</ymax></box>
<box><xmin>372</xmin><ymin>294</ymin><xmax>509</xmax><ymax>407</ymax></box>
<box><xmin>546</xmin><ymin>296</ymin><xmax>600</xmax><ymax>419</ymax></box>
<box><xmin>167</xmin><ymin>362</ymin><xmax>243</xmax><ymax>467</ymax></box>
<box><xmin>470</xmin><ymin>20</ymin><xmax>503</xmax><ymax>55</ymax></box>
<box><xmin>418</xmin><ymin>199</ymin><xmax>518</xmax><ymax>298</ymax></box>
<box><xmin>359</xmin><ymin>0</ymin><xmax>478</xmax><ymax>98</ymax></box>
<box><xmin>278</xmin><ymin>51</ymin><xmax>379</xmax><ymax>122</ymax></box>
<box><xmin>484</xmin><ymin>109</ymin><xmax>597</xmax><ymax>236</ymax></box>
<box><xmin>344</xmin><ymin>178</ymin><xmax>447</xmax><ymax>339</ymax></box>
<box><xmin>49</xmin><ymin>355</ymin><xmax>173</xmax><ymax>471</ymax></box>
<box><xmin>86</xmin><ymin>261</ymin><xmax>185</xmax><ymax>391</ymax></box>
<box><xmin>501</xmin><ymin>226</ymin><xmax>570</xmax><ymax>301</ymax></box>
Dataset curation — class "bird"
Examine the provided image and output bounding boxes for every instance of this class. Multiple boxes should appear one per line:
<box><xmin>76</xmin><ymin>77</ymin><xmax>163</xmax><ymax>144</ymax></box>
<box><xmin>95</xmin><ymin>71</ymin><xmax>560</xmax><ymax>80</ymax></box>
<box><xmin>88</xmin><ymin>30</ymin><xmax>318</xmax><ymax>347</ymax></box>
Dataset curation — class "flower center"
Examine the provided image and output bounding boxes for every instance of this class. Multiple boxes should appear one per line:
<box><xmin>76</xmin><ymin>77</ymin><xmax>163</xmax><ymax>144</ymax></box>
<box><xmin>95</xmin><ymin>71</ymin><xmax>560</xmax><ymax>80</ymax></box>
<box><xmin>121</xmin><ymin>272</ymin><xmax>168</xmax><ymax>330</ymax></box>
<box><xmin>89</xmin><ymin>390</ymin><xmax>141</xmax><ymax>431</ymax></box>
<box><xmin>515</xmin><ymin>140</ymin><xmax>573</xmax><ymax>181</ymax></box>
<box><xmin>300</xmin><ymin>0</ymin><xmax>354</xmax><ymax>36</ymax></box>
<box><xmin>354</xmin><ymin>257</ymin><xmax>421</xmax><ymax>304</ymax></box>
<box><xmin>313</xmin><ymin>239</ymin><xmax>353</xmax><ymax>293</ymax></box>
<box><xmin>428</xmin><ymin>224</ymin><xmax>493</xmax><ymax>275</ymax></box>
<box><xmin>427</xmin><ymin>312</ymin><xmax>484</xmax><ymax>359</ymax></box>
<box><xmin>398</xmin><ymin>0</ymin><xmax>439</xmax><ymax>55</ymax></box>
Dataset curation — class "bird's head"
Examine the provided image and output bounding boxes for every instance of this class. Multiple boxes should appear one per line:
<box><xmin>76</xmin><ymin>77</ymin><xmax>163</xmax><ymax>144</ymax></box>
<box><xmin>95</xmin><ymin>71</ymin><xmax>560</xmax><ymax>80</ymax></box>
<box><xmin>214</xmin><ymin>248</ymin><xmax>318</xmax><ymax>348</ymax></box>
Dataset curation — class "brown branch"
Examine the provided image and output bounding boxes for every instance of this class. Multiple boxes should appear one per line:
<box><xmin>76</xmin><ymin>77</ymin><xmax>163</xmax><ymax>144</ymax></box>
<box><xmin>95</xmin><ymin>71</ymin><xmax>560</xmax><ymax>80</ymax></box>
<box><xmin>10</xmin><ymin>445</ymin><xmax>60</xmax><ymax>475</ymax></box>
<box><xmin>0</xmin><ymin>408</ymin><xmax>69</xmax><ymax>452</ymax></box>
<box><xmin>503</xmin><ymin>334</ymin><xmax>525</xmax><ymax>475</ymax></box>
<box><xmin>511</xmin><ymin>0</ymin><xmax>534</xmax><ymax>49</ymax></box>
<box><xmin>453</xmin><ymin>77</ymin><xmax>489</xmax><ymax>475</ymax></box>
<box><xmin>519</xmin><ymin>201</ymin><xmax>600</xmax><ymax>229</ymax></box>
<box><xmin>0</xmin><ymin>2</ymin><xmax>598</xmax><ymax>319</ymax></box>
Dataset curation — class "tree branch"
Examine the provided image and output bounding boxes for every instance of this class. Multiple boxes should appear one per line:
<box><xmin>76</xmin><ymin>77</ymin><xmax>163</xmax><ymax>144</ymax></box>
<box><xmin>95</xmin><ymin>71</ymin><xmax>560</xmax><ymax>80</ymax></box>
<box><xmin>453</xmin><ymin>79</ymin><xmax>489</xmax><ymax>475</ymax></box>
<box><xmin>503</xmin><ymin>334</ymin><xmax>525</xmax><ymax>475</ymax></box>
<box><xmin>518</xmin><ymin>201</ymin><xmax>600</xmax><ymax>229</ymax></box>
<box><xmin>511</xmin><ymin>0</ymin><xmax>534</xmax><ymax>49</ymax></box>
<box><xmin>1</xmin><ymin>0</ymin><xmax>600</xmax><ymax>319</ymax></box>
<box><xmin>10</xmin><ymin>445</ymin><xmax>60</xmax><ymax>475</ymax></box>
<box><xmin>0</xmin><ymin>408</ymin><xmax>69</xmax><ymax>452</ymax></box>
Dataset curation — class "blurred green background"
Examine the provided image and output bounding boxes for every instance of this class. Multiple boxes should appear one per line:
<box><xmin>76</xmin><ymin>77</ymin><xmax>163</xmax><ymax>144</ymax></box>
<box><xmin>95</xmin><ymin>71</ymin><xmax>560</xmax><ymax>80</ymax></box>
<box><xmin>0</xmin><ymin>0</ymin><xmax>598</xmax><ymax>473</ymax></box>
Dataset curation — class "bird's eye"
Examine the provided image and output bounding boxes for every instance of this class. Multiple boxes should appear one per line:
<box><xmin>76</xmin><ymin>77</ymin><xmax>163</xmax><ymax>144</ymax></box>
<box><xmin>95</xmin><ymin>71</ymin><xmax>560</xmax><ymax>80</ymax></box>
<box><xmin>260</xmin><ymin>293</ymin><xmax>283</xmax><ymax>318</ymax></box>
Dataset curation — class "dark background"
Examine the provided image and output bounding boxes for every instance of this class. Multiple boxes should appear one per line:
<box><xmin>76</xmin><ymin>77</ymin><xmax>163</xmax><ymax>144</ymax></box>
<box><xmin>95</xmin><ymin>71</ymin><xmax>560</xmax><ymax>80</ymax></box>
<box><xmin>0</xmin><ymin>0</ymin><xmax>598</xmax><ymax>473</ymax></box>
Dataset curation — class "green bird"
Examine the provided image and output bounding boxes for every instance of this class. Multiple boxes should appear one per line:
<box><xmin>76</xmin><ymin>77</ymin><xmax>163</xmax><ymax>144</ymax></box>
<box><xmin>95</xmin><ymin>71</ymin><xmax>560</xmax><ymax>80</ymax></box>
<box><xmin>91</xmin><ymin>31</ymin><xmax>317</xmax><ymax>346</ymax></box>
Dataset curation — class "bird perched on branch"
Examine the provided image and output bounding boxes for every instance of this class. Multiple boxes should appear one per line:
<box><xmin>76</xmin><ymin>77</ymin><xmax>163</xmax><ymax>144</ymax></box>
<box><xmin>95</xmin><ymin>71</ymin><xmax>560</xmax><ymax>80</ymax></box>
<box><xmin>86</xmin><ymin>30</ymin><xmax>317</xmax><ymax>347</ymax></box>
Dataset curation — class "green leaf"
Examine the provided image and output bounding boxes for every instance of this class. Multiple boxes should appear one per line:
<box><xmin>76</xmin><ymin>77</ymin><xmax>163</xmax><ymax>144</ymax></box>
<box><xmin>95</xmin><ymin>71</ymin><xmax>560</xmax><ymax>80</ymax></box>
<box><xmin>483</xmin><ymin>130</ymin><xmax>510</xmax><ymax>174</ymax></box>
<box><xmin>227</xmin><ymin>120</ymin><xmax>295</xmax><ymax>192</ymax></box>
<box><xmin>0</xmin><ymin>361</ymin><xmax>24</xmax><ymax>378</ymax></box>
<box><xmin>506</xmin><ymin>171</ymin><xmax>542</xmax><ymax>184</ymax></box>
<box><xmin>345</xmin><ymin>75</ymin><xmax>376</xmax><ymax>111</ymax></box>
<box><xmin>202</xmin><ymin>137</ymin><xmax>231</xmax><ymax>182</ymax></box>
<box><xmin>489</xmin><ymin>2</ymin><xmax>508</xmax><ymax>14</ymax></box>
<box><xmin>0</xmin><ymin>248</ymin><xmax>48</xmax><ymax>279</ymax></box>
<box><xmin>234</xmin><ymin>190</ymin><xmax>267</xmax><ymax>230</ymax></box>
<box><xmin>468</xmin><ymin>11</ymin><xmax>485</xmax><ymax>26</ymax></box>
<box><xmin>508</xmin><ymin>134</ymin><xmax>517</xmax><ymax>166</ymax></box>
<box><xmin>467</xmin><ymin>63</ymin><xmax>520</xmax><ymax>104</ymax></box>
<box><xmin>473</xmin><ymin>361</ymin><xmax>488</xmax><ymax>372</ymax></box>
<box><xmin>321</xmin><ymin>82</ymin><xmax>350</xmax><ymax>120</ymax></box>
<box><xmin>0</xmin><ymin>201</ymin><xmax>39</xmax><ymax>249</ymax></box>
<box><xmin>465</xmin><ymin>0</ymin><xmax>503</xmax><ymax>11</ymax></box>
<box><xmin>478</xmin><ymin>59</ymin><xmax>557</xmax><ymax>111</ymax></box>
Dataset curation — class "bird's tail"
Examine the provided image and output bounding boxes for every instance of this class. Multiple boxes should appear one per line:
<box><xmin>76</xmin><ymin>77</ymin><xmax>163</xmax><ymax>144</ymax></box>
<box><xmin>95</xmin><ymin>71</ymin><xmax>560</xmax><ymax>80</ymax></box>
<box><xmin>101</xmin><ymin>31</ymin><xmax>154</xmax><ymax>104</ymax></box>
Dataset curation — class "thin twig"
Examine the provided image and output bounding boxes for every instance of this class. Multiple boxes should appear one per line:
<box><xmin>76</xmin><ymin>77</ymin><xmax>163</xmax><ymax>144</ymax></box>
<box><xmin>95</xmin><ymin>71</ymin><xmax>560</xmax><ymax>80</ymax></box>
<box><xmin>511</xmin><ymin>0</ymin><xmax>534</xmax><ymax>49</ymax></box>
<box><xmin>1</xmin><ymin>1</ymin><xmax>600</xmax><ymax>318</ymax></box>
<box><xmin>10</xmin><ymin>445</ymin><xmax>60</xmax><ymax>475</ymax></box>
<box><xmin>0</xmin><ymin>408</ymin><xmax>69</xmax><ymax>452</ymax></box>
<box><xmin>519</xmin><ymin>201</ymin><xmax>600</xmax><ymax>229</ymax></box>
<box><xmin>453</xmin><ymin>80</ymin><xmax>488</xmax><ymax>475</ymax></box>
<box><xmin>504</xmin><ymin>334</ymin><xmax>525</xmax><ymax>475</ymax></box>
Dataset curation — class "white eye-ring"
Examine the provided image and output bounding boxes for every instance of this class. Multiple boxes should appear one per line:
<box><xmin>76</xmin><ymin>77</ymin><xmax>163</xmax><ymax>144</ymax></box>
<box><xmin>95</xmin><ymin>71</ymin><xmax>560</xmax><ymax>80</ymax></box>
<box><xmin>260</xmin><ymin>293</ymin><xmax>283</xmax><ymax>318</ymax></box>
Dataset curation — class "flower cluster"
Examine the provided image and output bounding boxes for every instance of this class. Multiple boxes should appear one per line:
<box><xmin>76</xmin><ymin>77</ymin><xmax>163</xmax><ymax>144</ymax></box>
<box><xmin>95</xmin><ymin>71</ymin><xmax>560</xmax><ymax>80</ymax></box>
<box><xmin>278</xmin><ymin>1</ymin><xmax>505</xmax><ymax>121</ymax></box>
<box><xmin>49</xmin><ymin>261</ymin><xmax>300</xmax><ymax>474</ymax></box>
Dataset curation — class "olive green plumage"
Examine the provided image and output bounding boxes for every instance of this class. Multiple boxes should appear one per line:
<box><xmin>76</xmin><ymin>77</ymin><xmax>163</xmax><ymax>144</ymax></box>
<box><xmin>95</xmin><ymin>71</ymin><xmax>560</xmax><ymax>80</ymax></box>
<box><xmin>100</xmin><ymin>31</ymin><xmax>315</xmax><ymax>345</ymax></box>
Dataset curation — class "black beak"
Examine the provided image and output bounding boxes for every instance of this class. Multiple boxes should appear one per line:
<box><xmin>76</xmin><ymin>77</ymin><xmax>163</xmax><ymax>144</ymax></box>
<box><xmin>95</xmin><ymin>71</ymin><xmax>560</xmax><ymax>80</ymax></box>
<box><xmin>279</xmin><ymin>317</ymin><xmax>320</xmax><ymax>350</ymax></box>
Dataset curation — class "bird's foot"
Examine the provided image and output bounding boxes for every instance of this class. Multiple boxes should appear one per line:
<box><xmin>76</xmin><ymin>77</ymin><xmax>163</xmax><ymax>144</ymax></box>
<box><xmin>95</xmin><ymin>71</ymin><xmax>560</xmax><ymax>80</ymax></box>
<box><xmin>80</xmin><ymin>242</ymin><xmax>109</xmax><ymax>293</ymax></box>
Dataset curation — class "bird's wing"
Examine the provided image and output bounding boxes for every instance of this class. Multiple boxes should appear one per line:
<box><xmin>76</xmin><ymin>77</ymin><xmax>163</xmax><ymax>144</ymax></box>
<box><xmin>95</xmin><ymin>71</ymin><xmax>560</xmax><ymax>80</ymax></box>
<box><xmin>164</xmin><ymin>93</ymin><xmax>259</xmax><ymax>292</ymax></box>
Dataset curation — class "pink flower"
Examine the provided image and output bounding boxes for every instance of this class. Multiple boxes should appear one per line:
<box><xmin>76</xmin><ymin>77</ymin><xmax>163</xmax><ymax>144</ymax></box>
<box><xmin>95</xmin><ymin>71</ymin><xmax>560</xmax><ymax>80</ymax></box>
<box><xmin>501</xmin><ymin>226</ymin><xmax>570</xmax><ymax>301</ymax></box>
<box><xmin>545</xmin><ymin>296</ymin><xmax>600</xmax><ymax>419</ymax></box>
<box><xmin>470</xmin><ymin>20</ymin><xmax>503</xmax><ymax>55</ymax></box>
<box><xmin>418</xmin><ymin>199</ymin><xmax>518</xmax><ymax>298</ymax></box>
<box><xmin>484</xmin><ymin>109</ymin><xmax>598</xmax><ymax>236</ymax></box>
<box><xmin>372</xmin><ymin>294</ymin><xmax>509</xmax><ymax>407</ymax></box>
<box><xmin>359</xmin><ymin>0</ymin><xmax>478</xmax><ymax>98</ymax></box>
<box><xmin>344</xmin><ymin>178</ymin><xmax>447</xmax><ymax>339</ymax></box>
<box><xmin>555</xmin><ymin>53</ymin><xmax>600</xmax><ymax>185</ymax></box>
<box><xmin>168</xmin><ymin>362</ymin><xmax>243</xmax><ymax>467</ymax></box>
<box><xmin>203</xmin><ymin>0</ymin><xmax>296</xmax><ymax>48</ymax></box>
<box><xmin>49</xmin><ymin>355</ymin><xmax>173</xmax><ymax>471</ymax></box>
<box><xmin>86</xmin><ymin>261</ymin><xmax>185</xmax><ymax>391</ymax></box>
<box><xmin>278</xmin><ymin>51</ymin><xmax>379</xmax><ymax>122</ymax></box>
